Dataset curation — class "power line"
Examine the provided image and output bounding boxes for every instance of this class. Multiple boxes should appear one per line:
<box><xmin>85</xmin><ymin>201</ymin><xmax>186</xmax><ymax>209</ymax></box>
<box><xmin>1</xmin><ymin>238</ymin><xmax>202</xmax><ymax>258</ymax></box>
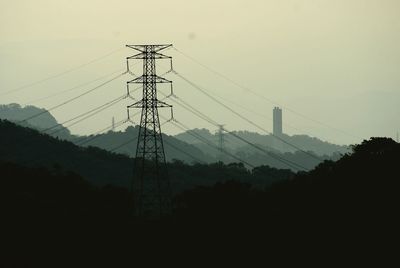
<box><xmin>164</xmin><ymin>117</ymin><xmax>255</xmax><ymax>169</ymax></box>
<box><xmin>23</xmin><ymin>69</ymin><xmax>125</xmax><ymax>105</ymax></box>
<box><xmin>42</xmin><ymin>94</ymin><xmax>126</xmax><ymax>133</ymax></box>
<box><xmin>1</xmin><ymin>47</ymin><xmax>125</xmax><ymax>96</ymax></box>
<box><xmin>222</xmin><ymin>128</ymin><xmax>309</xmax><ymax>171</ymax></box>
<box><xmin>3</xmin><ymin>97</ymin><xmax>128</xmax><ymax>162</ymax></box>
<box><xmin>20</xmin><ymin>72</ymin><xmax>126</xmax><ymax>123</ymax></box>
<box><xmin>109</xmin><ymin>135</ymin><xmax>138</xmax><ymax>153</ymax></box>
<box><xmin>163</xmin><ymin>92</ymin><xmax>219</xmax><ymax>126</ymax></box>
<box><xmin>159</xmin><ymin>91</ymin><xmax>308</xmax><ymax>171</ymax></box>
<box><xmin>43</xmin><ymin>85</ymin><xmax>142</xmax><ymax>136</ymax></box>
<box><xmin>48</xmin><ymin>96</ymin><xmax>126</xmax><ymax>136</ymax></box>
<box><xmin>157</xmin><ymin>65</ymin><xmax>305</xmax><ymax>137</ymax></box>
<box><xmin>0</xmin><ymin>110</ymin><xmax>127</xmax><ymax>164</ymax></box>
<box><xmin>6</xmin><ymin>119</ymin><xmax>128</xmax><ymax>169</ymax></box>
<box><xmin>108</xmin><ymin>120</ymin><xmax>169</xmax><ymax>153</ymax></box>
<box><xmin>171</xmin><ymin>70</ymin><xmax>322</xmax><ymax>162</ymax></box>
<box><xmin>76</xmin><ymin>118</ymin><xmax>128</xmax><ymax>146</ymax></box>
<box><xmin>80</xmin><ymin>93</ymin><xmax>170</xmax><ymax>149</ymax></box>
<box><xmin>202</xmin><ymin>87</ymin><xmax>310</xmax><ymax>135</ymax></box>
<box><xmin>163</xmin><ymin>138</ymin><xmax>206</xmax><ymax>164</ymax></box>
<box><xmin>106</xmin><ymin>121</ymin><xmax>207</xmax><ymax>165</ymax></box>
<box><xmin>172</xmin><ymin>46</ymin><xmax>362</xmax><ymax>140</ymax></box>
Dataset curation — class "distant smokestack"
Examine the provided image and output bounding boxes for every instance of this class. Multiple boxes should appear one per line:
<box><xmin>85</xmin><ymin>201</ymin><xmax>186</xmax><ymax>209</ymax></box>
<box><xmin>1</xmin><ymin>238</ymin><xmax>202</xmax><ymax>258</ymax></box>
<box><xmin>273</xmin><ymin>107</ymin><xmax>282</xmax><ymax>136</ymax></box>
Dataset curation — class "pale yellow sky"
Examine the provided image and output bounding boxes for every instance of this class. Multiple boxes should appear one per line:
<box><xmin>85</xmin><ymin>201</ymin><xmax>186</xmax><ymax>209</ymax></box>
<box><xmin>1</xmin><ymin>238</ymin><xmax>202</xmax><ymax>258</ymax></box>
<box><xmin>1</xmin><ymin>0</ymin><xmax>399</xmax><ymax>144</ymax></box>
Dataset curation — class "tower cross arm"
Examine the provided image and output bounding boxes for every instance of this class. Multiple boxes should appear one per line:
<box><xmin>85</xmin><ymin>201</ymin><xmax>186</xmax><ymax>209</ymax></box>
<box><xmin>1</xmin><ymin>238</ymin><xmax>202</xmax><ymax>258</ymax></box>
<box><xmin>127</xmin><ymin>99</ymin><xmax>172</xmax><ymax>109</ymax></box>
<box><xmin>127</xmin><ymin>100</ymin><xmax>144</xmax><ymax>109</ymax></box>
<box><xmin>127</xmin><ymin>75</ymin><xmax>172</xmax><ymax>84</ymax></box>
<box><xmin>154</xmin><ymin>76</ymin><xmax>172</xmax><ymax>84</ymax></box>
<box><xmin>127</xmin><ymin>52</ymin><xmax>171</xmax><ymax>60</ymax></box>
<box><xmin>127</xmin><ymin>76</ymin><xmax>144</xmax><ymax>84</ymax></box>
<box><xmin>153</xmin><ymin>52</ymin><xmax>172</xmax><ymax>59</ymax></box>
<box><xmin>127</xmin><ymin>52</ymin><xmax>146</xmax><ymax>60</ymax></box>
<box><xmin>126</xmin><ymin>44</ymin><xmax>172</xmax><ymax>53</ymax></box>
<box><xmin>156</xmin><ymin>100</ymin><xmax>172</xmax><ymax>108</ymax></box>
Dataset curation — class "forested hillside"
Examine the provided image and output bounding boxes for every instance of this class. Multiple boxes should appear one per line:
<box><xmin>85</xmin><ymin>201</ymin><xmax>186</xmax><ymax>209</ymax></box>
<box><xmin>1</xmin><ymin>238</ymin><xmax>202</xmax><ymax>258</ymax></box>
<box><xmin>2</xmin><ymin>132</ymin><xmax>398</xmax><ymax>226</ymax></box>
<box><xmin>1</xmin><ymin>104</ymin><xmax>348</xmax><ymax>170</ymax></box>
<box><xmin>0</xmin><ymin>103</ymin><xmax>71</xmax><ymax>138</ymax></box>
<box><xmin>0</xmin><ymin>120</ymin><xmax>294</xmax><ymax>192</ymax></box>
<box><xmin>175</xmin><ymin>128</ymin><xmax>349</xmax><ymax>156</ymax></box>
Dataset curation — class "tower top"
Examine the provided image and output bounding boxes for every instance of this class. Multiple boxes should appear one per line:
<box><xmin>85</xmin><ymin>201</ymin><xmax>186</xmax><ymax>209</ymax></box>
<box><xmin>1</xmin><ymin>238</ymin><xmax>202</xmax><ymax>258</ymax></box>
<box><xmin>126</xmin><ymin>44</ymin><xmax>172</xmax><ymax>53</ymax></box>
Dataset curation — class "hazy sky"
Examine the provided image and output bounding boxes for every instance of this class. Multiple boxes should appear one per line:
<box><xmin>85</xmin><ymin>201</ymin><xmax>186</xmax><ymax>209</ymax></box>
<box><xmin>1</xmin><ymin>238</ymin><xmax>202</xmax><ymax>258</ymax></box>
<box><xmin>1</xmin><ymin>0</ymin><xmax>399</xmax><ymax>145</ymax></box>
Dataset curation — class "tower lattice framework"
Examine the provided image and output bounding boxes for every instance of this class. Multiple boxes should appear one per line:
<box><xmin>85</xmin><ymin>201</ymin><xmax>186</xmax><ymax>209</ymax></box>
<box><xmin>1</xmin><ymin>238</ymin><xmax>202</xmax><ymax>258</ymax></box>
<box><xmin>126</xmin><ymin>44</ymin><xmax>173</xmax><ymax>218</ymax></box>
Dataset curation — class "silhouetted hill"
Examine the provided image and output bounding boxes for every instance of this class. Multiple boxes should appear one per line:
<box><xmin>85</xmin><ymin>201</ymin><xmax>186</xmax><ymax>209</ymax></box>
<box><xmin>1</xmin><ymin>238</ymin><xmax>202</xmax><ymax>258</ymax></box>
<box><xmin>264</xmin><ymin>137</ymin><xmax>400</xmax><ymax>223</ymax></box>
<box><xmin>0</xmin><ymin>103</ymin><xmax>346</xmax><ymax>170</ymax></box>
<box><xmin>174</xmin><ymin>128</ymin><xmax>349</xmax><ymax>156</ymax></box>
<box><xmin>0</xmin><ymin>119</ymin><xmax>132</xmax><ymax>187</ymax></box>
<box><xmin>0</xmin><ymin>103</ymin><xmax>211</xmax><ymax>163</ymax></box>
<box><xmin>174</xmin><ymin>137</ymin><xmax>400</xmax><ymax>226</ymax></box>
<box><xmin>74</xmin><ymin>128</ymin><xmax>336</xmax><ymax>170</ymax></box>
<box><xmin>174</xmin><ymin>128</ymin><xmax>344</xmax><ymax>170</ymax></box>
<box><xmin>7</xmin><ymin>122</ymin><xmax>396</xmax><ymax>225</ymax></box>
<box><xmin>72</xmin><ymin>126</ymin><xmax>210</xmax><ymax>164</ymax></box>
<box><xmin>1</xmin><ymin>161</ymin><xmax>130</xmax><ymax>221</ymax></box>
<box><xmin>0</xmin><ymin>103</ymin><xmax>70</xmax><ymax>138</ymax></box>
<box><xmin>0</xmin><ymin>120</ymin><xmax>293</xmax><ymax>193</ymax></box>
<box><xmin>2</xmin><ymin>127</ymin><xmax>397</xmax><ymax>262</ymax></box>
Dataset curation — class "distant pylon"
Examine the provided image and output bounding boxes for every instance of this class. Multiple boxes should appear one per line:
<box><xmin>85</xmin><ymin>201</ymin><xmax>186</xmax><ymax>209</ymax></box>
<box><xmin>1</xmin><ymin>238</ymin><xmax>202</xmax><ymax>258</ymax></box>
<box><xmin>112</xmin><ymin>117</ymin><xmax>115</xmax><ymax>131</ymax></box>
<box><xmin>217</xmin><ymin>124</ymin><xmax>225</xmax><ymax>161</ymax></box>
<box><xmin>126</xmin><ymin>44</ymin><xmax>174</xmax><ymax>218</ymax></box>
<box><xmin>397</xmin><ymin>131</ymin><xmax>399</xmax><ymax>143</ymax></box>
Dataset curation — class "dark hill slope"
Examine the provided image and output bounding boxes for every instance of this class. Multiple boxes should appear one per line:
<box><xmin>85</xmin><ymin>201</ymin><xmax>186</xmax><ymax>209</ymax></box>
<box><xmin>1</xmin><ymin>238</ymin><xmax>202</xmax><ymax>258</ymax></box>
<box><xmin>0</xmin><ymin>120</ymin><xmax>132</xmax><ymax>187</ymax></box>
<box><xmin>269</xmin><ymin>137</ymin><xmax>400</xmax><ymax>219</ymax></box>
<box><xmin>0</xmin><ymin>103</ymin><xmax>208</xmax><ymax>163</ymax></box>
<box><xmin>175</xmin><ymin>137</ymin><xmax>400</xmax><ymax>224</ymax></box>
<box><xmin>73</xmin><ymin>126</ymin><xmax>209</xmax><ymax>164</ymax></box>
<box><xmin>0</xmin><ymin>103</ymin><xmax>70</xmax><ymax>138</ymax></box>
<box><xmin>1</xmin><ymin>161</ymin><xmax>130</xmax><ymax>221</ymax></box>
<box><xmin>0</xmin><ymin>120</ymin><xmax>294</xmax><ymax>192</ymax></box>
<box><xmin>174</xmin><ymin>128</ymin><xmax>349</xmax><ymax>156</ymax></box>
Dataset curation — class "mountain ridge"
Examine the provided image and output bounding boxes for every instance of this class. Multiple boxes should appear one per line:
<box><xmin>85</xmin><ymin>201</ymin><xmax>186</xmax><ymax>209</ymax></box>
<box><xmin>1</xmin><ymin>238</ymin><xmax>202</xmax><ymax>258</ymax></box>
<box><xmin>0</xmin><ymin>103</ymin><xmax>346</xmax><ymax>170</ymax></box>
<box><xmin>0</xmin><ymin>119</ymin><xmax>295</xmax><ymax>192</ymax></box>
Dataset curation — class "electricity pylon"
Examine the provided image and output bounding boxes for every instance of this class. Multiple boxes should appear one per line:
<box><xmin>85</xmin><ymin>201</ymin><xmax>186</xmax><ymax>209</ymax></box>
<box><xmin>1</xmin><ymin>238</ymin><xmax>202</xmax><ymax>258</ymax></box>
<box><xmin>217</xmin><ymin>124</ymin><xmax>225</xmax><ymax>161</ymax></box>
<box><xmin>126</xmin><ymin>44</ymin><xmax>174</xmax><ymax>219</ymax></box>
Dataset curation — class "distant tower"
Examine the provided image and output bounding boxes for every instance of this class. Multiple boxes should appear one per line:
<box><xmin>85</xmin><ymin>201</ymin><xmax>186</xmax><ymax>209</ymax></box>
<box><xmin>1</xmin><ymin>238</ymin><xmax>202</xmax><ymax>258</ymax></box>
<box><xmin>217</xmin><ymin>125</ymin><xmax>225</xmax><ymax>161</ymax></box>
<box><xmin>273</xmin><ymin>107</ymin><xmax>283</xmax><ymax>136</ymax></box>
<box><xmin>397</xmin><ymin>131</ymin><xmax>399</xmax><ymax>143</ymax></box>
<box><xmin>112</xmin><ymin>117</ymin><xmax>115</xmax><ymax>131</ymax></box>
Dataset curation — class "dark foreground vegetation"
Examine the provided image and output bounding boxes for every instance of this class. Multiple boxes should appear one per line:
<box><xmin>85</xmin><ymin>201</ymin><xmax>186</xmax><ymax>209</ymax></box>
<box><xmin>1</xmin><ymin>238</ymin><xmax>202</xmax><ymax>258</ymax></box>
<box><xmin>1</xmin><ymin>119</ymin><xmax>399</xmax><ymax>264</ymax></box>
<box><xmin>2</xmin><ymin>137</ymin><xmax>398</xmax><ymax>226</ymax></box>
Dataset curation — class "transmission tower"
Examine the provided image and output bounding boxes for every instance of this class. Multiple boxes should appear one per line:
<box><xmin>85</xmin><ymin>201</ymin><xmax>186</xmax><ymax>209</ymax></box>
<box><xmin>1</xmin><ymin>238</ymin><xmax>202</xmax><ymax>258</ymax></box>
<box><xmin>217</xmin><ymin>124</ymin><xmax>225</xmax><ymax>161</ymax></box>
<box><xmin>126</xmin><ymin>44</ymin><xmax>174</xmax><ymax>218</ymax></box>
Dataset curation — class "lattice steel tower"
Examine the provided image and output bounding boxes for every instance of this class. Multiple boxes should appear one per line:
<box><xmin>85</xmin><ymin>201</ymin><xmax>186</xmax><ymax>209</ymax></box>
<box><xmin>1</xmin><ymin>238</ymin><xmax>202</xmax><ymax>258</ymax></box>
<box><xmin>126</xmin><ymin>44</ymin><xmax>174</xmax><ymax>218</ymax></box>
<box><xmin>217</xmin><ymin>124</ymin><xmax>225</xmax><ymax>161</ymax></box>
